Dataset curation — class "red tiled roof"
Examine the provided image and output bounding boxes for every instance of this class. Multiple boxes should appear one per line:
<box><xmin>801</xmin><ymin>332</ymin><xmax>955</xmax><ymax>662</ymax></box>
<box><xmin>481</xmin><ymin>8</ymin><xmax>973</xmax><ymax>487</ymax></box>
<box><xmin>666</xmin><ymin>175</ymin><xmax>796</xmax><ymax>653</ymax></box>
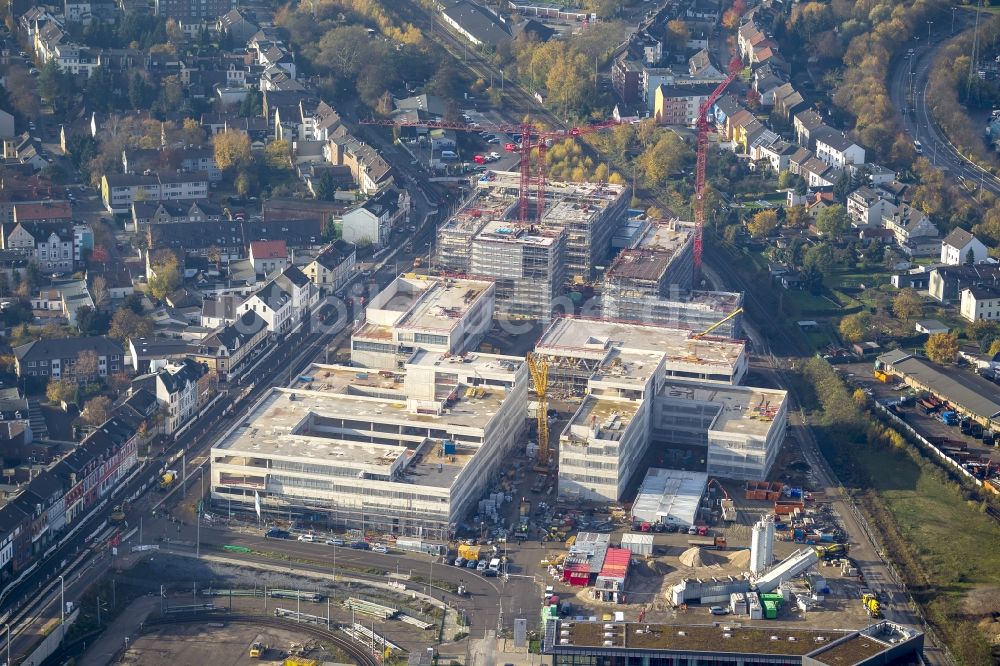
<box><xmin>13</xmin><ymin>201</ymin><xmax>72</xmax><ymax>221</ymax></box>
<box><xmin>249</xmin><ymin>239</ymin><xmax>288</xmax><ymax>259</ymax></box>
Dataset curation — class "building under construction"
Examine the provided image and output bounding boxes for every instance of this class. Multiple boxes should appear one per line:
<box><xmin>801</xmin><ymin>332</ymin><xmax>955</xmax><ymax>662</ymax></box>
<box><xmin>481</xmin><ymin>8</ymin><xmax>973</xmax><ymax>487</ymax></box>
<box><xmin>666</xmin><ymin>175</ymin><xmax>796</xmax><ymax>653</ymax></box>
<box><xmin>470</xmin><ymin>221</ymin><xmax>567</xmax><ymax>320</ymax></box>
<box><xmin>435</xmin><ymin>171</ymin><xmax>629</xmax><ymax>304</ymax></box>
<box><xmin>534</xmin><ymin>317</ymin><xmax>748</xmax><ymax>397</ymax></box>
<box><xmin>603</xmin><ymin>289</ymin><xmax>744</xmax><ymax>338</ymax></box>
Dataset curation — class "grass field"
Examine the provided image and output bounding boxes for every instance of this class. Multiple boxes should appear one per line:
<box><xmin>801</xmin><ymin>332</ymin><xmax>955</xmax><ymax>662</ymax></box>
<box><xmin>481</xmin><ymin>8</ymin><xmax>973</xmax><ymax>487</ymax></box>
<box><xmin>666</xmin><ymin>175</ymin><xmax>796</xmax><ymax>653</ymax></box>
<box><xmin>842</xmin><ymin>441</ymin><xmax>1000</xmax><ymax>663</ymax></box>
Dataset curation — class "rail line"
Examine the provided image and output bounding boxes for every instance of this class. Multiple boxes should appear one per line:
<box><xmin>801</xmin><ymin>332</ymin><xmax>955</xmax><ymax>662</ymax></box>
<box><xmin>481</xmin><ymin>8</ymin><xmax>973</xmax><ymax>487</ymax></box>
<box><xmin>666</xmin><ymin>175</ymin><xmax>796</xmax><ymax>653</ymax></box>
<box><xmin>142</xmin><ymin>613</ymin><xmax>383</xmax><ymax>666</ymax></box>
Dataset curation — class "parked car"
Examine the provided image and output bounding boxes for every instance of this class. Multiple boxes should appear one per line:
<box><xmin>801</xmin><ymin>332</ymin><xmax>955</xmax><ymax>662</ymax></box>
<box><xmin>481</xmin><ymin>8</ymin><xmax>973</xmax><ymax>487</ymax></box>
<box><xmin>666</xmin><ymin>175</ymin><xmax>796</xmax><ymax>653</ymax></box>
<box><xmin>710</xmin><ymin>606</ymin><xmax>728</xmax><ymax>615</ymax></box>
<box><xmin>476</xmin><ymin>560</ymin><xmax>488</xmax><ymax>571</ymax></box>
<box><xmin>297</xmin><ymin>534</ymin><xmax>316</xmax><ymax>542</ymax></box>
<box><xmin>265</xmin><ymin>529</ymin><xmax>291</xmax><ymax>539</ymax></box>
<box><xmin>325</xmin><ymin>538</ymin><xmax>344</xmax><ymax>546</ymax></box>
<box><xmin>482</xmin><ymin>568</ymin><xmax>498</xmax><ymax>577</ymax></box>
<box><xmin>454</xmin><ymin>557</ymin><xmax>466</xmax><ymax>567</ymax></box>
<box><xmin>466</xmin><ymin>559</ymin><xmax>478</xmax><ymax>569</ymax></box>
<box><xmin>372</xmin><ymin>543</ymin><xmax>388</xmax><ymax>554</ymax></box>
<box><xmin>350</xmin><ymin>541</ymin><xmax>370</xmax><ymax>550</ymax></box>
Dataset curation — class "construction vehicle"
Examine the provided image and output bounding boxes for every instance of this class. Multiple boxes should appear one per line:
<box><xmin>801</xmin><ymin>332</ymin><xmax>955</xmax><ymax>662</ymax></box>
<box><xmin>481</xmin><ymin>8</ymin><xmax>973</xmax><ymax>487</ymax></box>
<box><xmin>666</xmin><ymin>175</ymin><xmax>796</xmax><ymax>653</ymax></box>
<box><xmin>413</xmin><ymin>257</ymin><xmax>423</xmax><ymax>268</ymax></box>
<box><xmin>692</xmin><ymin>308</ymin><xmax>744</xmax><ymax>339</ymax></box>
<box><xmin>873</xmin><ymin>370</ymin><xmax>893</xmax><ymax>383</ymax></box>
<box><xmin>688</xmin><ymin>536</ymin><xmax>727</xmax><ymax>550</ymax></box>
<box><xmin>940</xmin><ymin>410</ymin><xmax>959</xmax><ymax>426</ymax></box>
<box><xmin>861</xmin><ymin>591</ymin><xmax>882</xmax><ymax>618</ymax></box>
<box><xmin>527</xmin><ymin>354</ymin><xmax>550</xmax><ymax>472</ymax></box>
<box><xmin>159</xmin><ymin>471</ymin><xmax>176</xmax><ymax>490</ymax></box>
<box><xmin>814</xmin><ymin>543</ymin><xmax>849</xmax><ymax>560</ymax></box>
<box><xmin>520</xmin><ymin>498</ymin><xmax>531</xmax><ymax>517</ymax></box>
<box><xmin>249</xmin><ymin>635</ymin><xmax>266</xmax><ymax>658</ymax></box>
<box><xmin>110</xmin><ymin>504</ymin><xmax>126</xmax><ymax>524</ymax></box>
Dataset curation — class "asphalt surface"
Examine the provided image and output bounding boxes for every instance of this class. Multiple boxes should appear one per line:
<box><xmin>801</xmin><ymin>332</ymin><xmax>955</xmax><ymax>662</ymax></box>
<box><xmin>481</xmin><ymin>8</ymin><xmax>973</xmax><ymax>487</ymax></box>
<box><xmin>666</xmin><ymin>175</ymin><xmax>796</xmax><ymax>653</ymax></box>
<box><xmin>890</xmin><ymin>15</ymin><xmax>1000</xmax><ymax>197</ymax></box>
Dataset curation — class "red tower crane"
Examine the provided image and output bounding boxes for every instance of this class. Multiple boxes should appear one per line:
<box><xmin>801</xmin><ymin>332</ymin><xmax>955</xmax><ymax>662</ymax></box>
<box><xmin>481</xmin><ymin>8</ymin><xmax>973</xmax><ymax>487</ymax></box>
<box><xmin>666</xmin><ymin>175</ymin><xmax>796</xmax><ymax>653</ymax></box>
<box><xmin>693</xmin><ymin>56</ymin><xmax>744</xmax><ymax>278</ymax></box>
<box><xmin>362</xmin><ymin>118</ymin><xmax>621</xmax><ymax>224</ymax></box>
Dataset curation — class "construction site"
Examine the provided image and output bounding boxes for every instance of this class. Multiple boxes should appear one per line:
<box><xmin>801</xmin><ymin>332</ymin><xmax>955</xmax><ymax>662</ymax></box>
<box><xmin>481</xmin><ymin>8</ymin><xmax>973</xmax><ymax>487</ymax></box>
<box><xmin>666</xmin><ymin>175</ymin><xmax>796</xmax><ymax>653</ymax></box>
<box><xmin>435</xmin><ymin>171</ymin><xmax>629</xmax><ymax>318</ymax></box>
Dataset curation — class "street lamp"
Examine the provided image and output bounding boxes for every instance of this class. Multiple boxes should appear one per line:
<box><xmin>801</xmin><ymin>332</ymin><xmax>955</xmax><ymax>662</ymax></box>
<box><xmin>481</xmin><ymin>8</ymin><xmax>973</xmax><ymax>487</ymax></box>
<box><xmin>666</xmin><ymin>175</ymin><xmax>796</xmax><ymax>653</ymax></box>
<box><xmin>5</xmin><ymin>622</ymin><xmax>10</xmax><ymax>666</ymax></box>
<box><xmin>927</xmin><ymin>20</ymin><xmax>933</xmax><ymax>40</ymax></box>
<box><xmin>952</xmin><ymin>6</ymin><xmax>958</xmax><ymax>34</ymax></box>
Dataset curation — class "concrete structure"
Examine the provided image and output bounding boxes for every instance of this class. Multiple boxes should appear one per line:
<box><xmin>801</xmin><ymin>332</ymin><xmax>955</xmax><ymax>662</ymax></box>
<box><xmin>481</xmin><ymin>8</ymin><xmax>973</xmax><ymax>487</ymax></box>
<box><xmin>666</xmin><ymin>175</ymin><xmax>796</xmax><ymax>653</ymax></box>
<box><xmin>544</xmin><ymin>620</ymin><xmax>924</xmax><ymax>666</ymax></box>
<box><xmin>603</xmin><ymin>219</ymin><xmax>695</xmax><ymax>295</ymax></box>
<box><xmin>960</xmin><ymin>285</ymin><xmax>1000</xmax><ymax>322</ymax></box>
<box><xmin>437</xmin><ymin>171</ymin><xmax>629</xmax><ymax>285</ymax></box>
<box><xmin>630</xmin><ymin>468</ymin><xmax>707</xmax><ymax>527</ymax></box>
<box><xmin>351</xmin><ymin>274</ymin><xmax>495</xmax><ymax>369</ymax></box>
<box><xmin>750</xmin><ymin>513</ymin><xmax>776</xmax><ymax>574</ymax></box>
<box><xmin>469</xmin><ymin>221</ymin><xmax>566</xmax><ymax>320</ymax></box>
<box><xmin>539</xmin><ymin>319</ymin><xmax>783</xmax><ymax>501</ymax></box>
<box><xmin>209</xmin><ymin>354</ymin><xmax>528</xmax><ymax>539</ymax></box>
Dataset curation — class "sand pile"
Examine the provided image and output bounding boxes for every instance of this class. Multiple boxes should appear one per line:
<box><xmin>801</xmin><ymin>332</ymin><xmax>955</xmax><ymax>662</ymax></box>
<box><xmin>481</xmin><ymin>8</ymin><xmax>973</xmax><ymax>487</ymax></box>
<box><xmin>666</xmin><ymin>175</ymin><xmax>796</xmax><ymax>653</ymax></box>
<box><xmin>728</xmin><ymin>549</ymin><xmax>751</xmax><ymax>569</ymax></box>
<box><xmin>678</xmin><ymin>547</ymin><xmax>725</xmax><ymax>567</ymax></box>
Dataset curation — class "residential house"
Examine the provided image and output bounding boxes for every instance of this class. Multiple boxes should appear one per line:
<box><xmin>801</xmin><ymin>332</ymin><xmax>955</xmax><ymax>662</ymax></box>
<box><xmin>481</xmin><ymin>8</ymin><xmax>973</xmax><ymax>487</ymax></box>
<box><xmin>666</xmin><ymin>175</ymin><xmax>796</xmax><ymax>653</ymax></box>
<box><xmin>303</xmin><ymin>240</ymin><xmax>356</xmax><ymax>292</ymax></box>
<box><xmin>200</xmin><ymin>293</ymin><xmax>243</xmax><ymax>328</ymax></box>
<box><xmin>940</xmin><ymin>227</ymin><xmax>989</xmax><ymax>266</ymax></box>
<box><xmin>612</xmin><ymin>55</ymin><xmax>642</xmax><ymax>105</ymax></box>
<box><xmin>123</xmin><ymin>147</ymin><xmax>221</xmax><ymax>182</ymax></box>
<box><xmin>30</xmin><ymin>279</ymin><xmax>93</xmax><ymax>325</ymax></box>
<box><xmin>154</xmin><ymin>0</ymin><xmax>232</xmax><ymax>22</ymax></box>
<box><xmin>128</xmin><ymin>337</ymin><xmax>192</xmax><ymax>374</ymax></box>
<box><xmin>815</xmin><ymin>134</ymin><xmax>865</xmax><ymax>168</ymax></box>
<box><xmin>793</xmin><ymin>109</ymin><xmax>835</xmax><ymax>149</ymax></box>
<box><xmin>915</xmin><ymin>319</ymin><xmax>950</xmax><ymax>335</ymax></box>
<box><xmin>440</xmin><ymin>0</ymin><xmax>512</xmax><ymax>46</ymax></box>
<box><xmin>147</xmin><ymin>217</ymin><xmax>323</xmax><ymax>261</ymax></box>
<box><xmin>238</xmin><ymin>265</ymin><xmax>316</xmax><ymax>336</ymax></box>
<box><xmin>327</xmin><ymin>133</ymin><xmax>394</xmax><ymax>195</ymax></box>
<box><xmin>12</xmin><ymin>202</ymin><xmax>72</xmax><ymax>225</ymax></box>
<box><xmin>216</xmin><ymin>9</ymin><xmax>257</xmax><ymax>42</ymax></box>
<box><xmin>654</xmin><ymin>83</ymin><xmax>716</xmax><ymax>126</ymax></box>
<box><xmin>961</xmin><ymin>285</ymin><xmax>1000</xmax><ymax>322</ymax></box>
<box><xmin>800</xmin><ymin>157</ymin><xmax>837</xmax><ymax>189</ymax></box>
<box><xmin>883</xmin><ymin>203</ymin><xmax>939</xmax><ymax>256</ymax></box>
<box><xmin>4</xmin><ymin>133</ymin><xmax>48</xmax><ymax>170</ymax></box>
<box><xmin>13</xmin><ymin>336</ymin><xmax>124</xmax><ymax>379</ymax></box>
<box><xmin>248</xmin><ymin>239</ymin><xmax>289</xmax><ymax>276</ymax></box>
<box><xmin>752</xmin><ymin>63</ymin><xmax>786</xmax><ymax>107</ymax></box>
<box><xmin>101</xmin><ymin>172</ymin><xmax>210</xmax><ymax>214</ymax></box>
<box><xmin>191</xmin><ymin>310</ymin><xmax>269</xmax><ymax>382</ymax></box>
<box><xmin>133</xmin><ymin>358</ymin><xmax>207</xmax><ymax>435</ymax></box>
<box><xmin>847</xmin><ymin>187</ymin><xmax>897</xmax><ymax>229</ymax></box>
<box><xmin>928</xmin><ymin>264</ymin><xmax>1000</xmax><ymax>303</ymax></box>
<box><xmin>1</xmin><ymin>221</ymin><xmax>87</xmax><ymax>274</ymax></box>
<box><xmin>772</xmin><ymin>83</ymin><xmax>805</xmax><ymax>120</ymax></box>
<box><xmin>341</xmin><ymin>189</ymin><xmax>406</xmax><ymax>248</ymax></box>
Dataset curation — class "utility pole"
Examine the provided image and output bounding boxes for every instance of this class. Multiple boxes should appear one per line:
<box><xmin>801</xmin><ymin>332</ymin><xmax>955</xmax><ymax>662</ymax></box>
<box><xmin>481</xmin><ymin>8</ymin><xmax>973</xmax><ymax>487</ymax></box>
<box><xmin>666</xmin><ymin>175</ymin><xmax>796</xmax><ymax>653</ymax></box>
<box><xmin>59</xmin><ymin>575</ymin><xmax>65</xmax><ymax>641</ymax></box>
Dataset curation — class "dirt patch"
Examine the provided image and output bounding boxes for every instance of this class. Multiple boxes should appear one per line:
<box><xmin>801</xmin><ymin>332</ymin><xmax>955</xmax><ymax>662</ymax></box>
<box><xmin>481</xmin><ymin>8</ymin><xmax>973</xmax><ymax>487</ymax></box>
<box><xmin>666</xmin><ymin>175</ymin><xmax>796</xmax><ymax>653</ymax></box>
<box><xmin>728</xmin><ymin>549</ymin><xmax>751</xmax><ymax>569</ymax></box>
<box><xmin>679</xmin><ymin>547</ymin><xmax>725</xmax><ymax>568</ymax></box>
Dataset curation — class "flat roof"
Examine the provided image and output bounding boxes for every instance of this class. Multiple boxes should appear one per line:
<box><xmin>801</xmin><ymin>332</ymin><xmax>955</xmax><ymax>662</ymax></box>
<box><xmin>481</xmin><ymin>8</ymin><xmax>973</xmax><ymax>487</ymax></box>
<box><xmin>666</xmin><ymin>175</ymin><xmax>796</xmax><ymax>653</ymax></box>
<box><xmin>475</xmin><ymin>220</ymin><xmax>562</xmax><ymax>247</ymax></box>
<box><xmin>394</xmin><ymin>275</ymin><xmax>493</xmax><ymax>332</ymax></box>
<box><xmin>631</xmin><ymin>468</ymin><xmax>707</xmax><ymax>525</ymax></box>
<box><xmin>634</xmin><ymin>220</ymin><xmax>693</xmax><ymax>253</ymax></box>
<box><xmin>658</xmin><ymin>381</ymin><xmax>786</xmax><ymax>438</ymax></box>
<box><xmin>537</xmin><ymin>317</ymin><xmax>744</xmax><ymax>368</ymax></box>
<box><xmin>808</xmin><ymin>634</ymin><xmax>889</xmax><ymax>666</ymax></box>
<box><xmin>878</xmin><ymin>351</ymin><xmax>1000</xmax><ymax>420</ymax></box>
<box><xmin>560</xmin><ymin>622</ymin><xmax>853</xmax><ymax>655</ymax></box>
<box><xmin>564</xmin><ymin>394</ymin><xmax>642</xmax><ymax>442</ymax></box>
<box><xmin>606</xmin><ymin>249</ymin><xmax>674</xmax><ymax>282</ymax></box>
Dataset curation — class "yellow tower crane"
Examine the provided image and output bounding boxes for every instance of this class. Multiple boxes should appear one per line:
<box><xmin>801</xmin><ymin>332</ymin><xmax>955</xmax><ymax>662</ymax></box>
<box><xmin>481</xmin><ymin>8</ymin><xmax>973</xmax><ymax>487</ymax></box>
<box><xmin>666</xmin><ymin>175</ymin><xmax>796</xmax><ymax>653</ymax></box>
<box><xmin>527</xmin><ymin>354</ymin><xmax>550</xmax><ymax>471</ymax></box>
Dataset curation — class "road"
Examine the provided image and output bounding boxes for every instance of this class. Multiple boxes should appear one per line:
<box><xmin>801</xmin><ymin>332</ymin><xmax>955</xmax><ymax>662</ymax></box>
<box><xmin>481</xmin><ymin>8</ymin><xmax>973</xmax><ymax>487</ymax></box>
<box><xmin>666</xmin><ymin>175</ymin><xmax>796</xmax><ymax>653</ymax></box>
<box><xmin>889</xmin><ymin>14</ymin><xmax>1000</xmax><ymax>197</ymax></box>
<box><xmin>703</xmin><ymin>249</ymin><xmax>950</xmax><ymax>666</ymax></box>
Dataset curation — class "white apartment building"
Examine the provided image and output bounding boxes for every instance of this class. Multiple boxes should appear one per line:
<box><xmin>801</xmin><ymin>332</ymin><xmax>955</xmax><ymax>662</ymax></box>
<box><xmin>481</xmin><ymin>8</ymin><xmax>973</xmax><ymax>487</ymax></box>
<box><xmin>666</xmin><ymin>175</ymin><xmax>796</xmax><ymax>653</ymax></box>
<box><xmin>209</xmin><ymin>353</ymin><xmax>528</xmax><ymax>539</ymax></box>
<box><xmin>351</xmin><ymin>274</ymin><xmax>495</xmax><ymax>369</ymax></box>
<box><xmin>101</xmin><ymin>172</ymin><xmax>210</xmax><ymax>214</ymax></box>
<box><xmin>150</xmin><ymin>359</ymin><xmax>207</xmax><ymax>435</ymax></box>
<box><xmin>240</xmin><ymin>266</ymin><xmax>318</xmax><ymax>336</ymax></box>
<box><xmin>960</xmin><ymin>285</ymin><xmax>1000</xmax><ymax>322</ymax></box>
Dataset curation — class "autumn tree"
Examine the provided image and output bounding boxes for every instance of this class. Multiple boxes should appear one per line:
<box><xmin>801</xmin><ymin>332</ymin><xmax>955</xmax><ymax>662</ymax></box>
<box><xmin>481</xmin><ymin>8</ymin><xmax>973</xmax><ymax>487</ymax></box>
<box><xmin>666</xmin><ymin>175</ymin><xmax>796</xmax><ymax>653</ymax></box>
<box><xmin>46</xmin><ymin>378</ymin><xmax>77</xmax><ymax>405</ymax></box>
<box><xmin>892</xmin><ymin>289</ymin><xmax>923</xmax><ymax>321</ymax></box>
<box><xmin>91</xmin><ymin>276</ymin><xmax>109</xmax><ymax>309</ymax></box>
<box><xmin>75</xmin><ymin>350</ymin><xmax>99</xmax><ymax>383</ymax></box>
<box><xmin>838</xmin><ymin>312</ymin><xmax>870</xmax><ymax>343</ymax></box>
<box><xmin>182</xmin><ymin>118</ymin><xmax>205</xmax><ymax>146</ymax></box>
<box><xmin>213</xmin><ymin>130</ymin><xmax>251</xmax><ymax>173</ymax></box>
<box><xmin>148</xmin><ymin>250</ymin><xmax>181</xmax><ymax>300</ymax></box>
<box><xmin>785</xmin><ymin>206</ymin><xmax>810</xmax><ymax>229</ymax></box>
<box><xmin>925</xmin><ymin>333</ymin><xmax>959</xmax><ymax>364</ymax></box>
<box><xmin>109</xmin><ymin>308</ymin><xmax>153</xmax><ymax>342</ymax></box>
<box><xmin>638</xmin><ymin>133</ymin><xmax>691</xmax><ymax>187</ymax></box>
<box><xmin>265</xmin><ymin>139</ymin><xmax>291</xmax><ymax>169</ymax></box>
<box><xmin>747</xmin><ymin>210</ymin><xmax>779</xmax><ymax>238</ymax></box>
<box><xmin>81</xmin><ymin>396</ymin><xmax>112</xmax><ymax>426</ymax></box>
<box><xmin>663</xmin><ymin>20</ymin><xmax>691</xmax><ymax>52</ymax></box>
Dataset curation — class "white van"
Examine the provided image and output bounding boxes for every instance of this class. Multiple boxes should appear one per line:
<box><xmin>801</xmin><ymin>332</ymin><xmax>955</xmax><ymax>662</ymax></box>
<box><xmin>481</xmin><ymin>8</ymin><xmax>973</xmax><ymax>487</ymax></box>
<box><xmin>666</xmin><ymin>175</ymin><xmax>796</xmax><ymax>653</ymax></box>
<box><xmin>488</xmin><ymin>557</ymin><xmax>502</xmax><ymax>571</ymax></box>
<box><xmin>913</xmin><ymin>140</ymin><xmax>923</xmax><ymax>155</ymax></box>
<box><xmin>297</xmin><ymin>533</ymin><xmax>315</xmax><ymax>542</ymax></box>
<box><xmin>440</xmin><ymin>150</ymin><xmax>458</xmax><ymax>161</ymax></box>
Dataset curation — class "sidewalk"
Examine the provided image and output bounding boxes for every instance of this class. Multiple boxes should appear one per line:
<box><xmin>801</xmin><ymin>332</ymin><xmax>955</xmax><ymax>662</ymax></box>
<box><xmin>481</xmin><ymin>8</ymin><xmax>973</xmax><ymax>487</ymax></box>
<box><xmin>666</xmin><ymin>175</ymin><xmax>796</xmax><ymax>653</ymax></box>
<box><xmin>77</xmin><ymin>596</ymin><xmax>160</xmax><ymax>666</ymax></box>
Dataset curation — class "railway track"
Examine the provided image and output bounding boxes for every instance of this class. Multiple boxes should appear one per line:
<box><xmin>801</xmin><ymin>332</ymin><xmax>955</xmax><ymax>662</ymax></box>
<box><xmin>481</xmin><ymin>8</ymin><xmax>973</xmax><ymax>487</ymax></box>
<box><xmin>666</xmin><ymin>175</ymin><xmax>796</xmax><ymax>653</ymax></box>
<box><xmin>143</xmin><ymin>613</ymin><xmax>383</xmax><ymax>666</ymax></box>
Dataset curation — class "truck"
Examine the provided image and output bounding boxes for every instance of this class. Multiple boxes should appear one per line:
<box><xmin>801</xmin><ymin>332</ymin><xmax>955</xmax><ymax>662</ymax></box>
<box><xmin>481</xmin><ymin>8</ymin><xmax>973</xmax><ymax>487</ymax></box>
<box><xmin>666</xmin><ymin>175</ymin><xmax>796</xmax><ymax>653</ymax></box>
<box><xmin>873</xmin><ymin>370</ymin><xmax>892</xmax><ymax>383</ymax></box>
<box><xmin>814</xmin><ymin>543</ymin><xmax>849</xmax><ymax>560</ymax></box>
<box><xmin>159</xmin><ymin>471</ymin><xmax>176</xmax><ymax>490</ymax></box>
<box><xmin>110</xmin><ymin>505</ymin><xmax>126</xmax><ymax>524</ymax></box>
<box><xmin>687</xmin><ymin>536</ymin><xmax>727</xmax><ymax>550</ymax></box>
<box><xmin>457</xmin><ymin>544</ymin><xmax>481</xmax><ymax>561</ymax></box>
<box><xmin>488</xmin><ymin>557</ymin><xmax>502</xmax><ymax>572</ymax></box>
<box><xmin>940</xmin><ymin>411</ymin><xmax>959</xmax><ymax>426</ymax></box>
<box><xmin>861</xmin><ymin>591</ymin><xmax>882</xmax><ymax>618</ymax></box>
<box><xmin>413</xmin><ymin>257</ymin><xmax>423</xmax><ymax>268</ymax></box>
<box><xmin>520</xmin><ymin>498</ymin><xmax>531</xmax><ymax>517</ymax></box>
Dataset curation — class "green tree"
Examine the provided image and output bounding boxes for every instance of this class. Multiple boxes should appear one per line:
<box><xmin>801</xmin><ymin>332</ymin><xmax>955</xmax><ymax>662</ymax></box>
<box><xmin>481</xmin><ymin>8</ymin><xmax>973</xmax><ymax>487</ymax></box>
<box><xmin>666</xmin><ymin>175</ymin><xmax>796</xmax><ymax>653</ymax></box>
<box><xmin>816</xmin><ymin>204</ymin><xmax>849</xmax><ymax>236</ymax></box>
<box><xmin>265</xmin><ymin>139</ymin><xmax>291</xmax><ymax>169</ymax></box>
<box><xmin>989</xmin><ymin>339</ymin><xmax>1000</xmax><ymax>357</ymax></box>
<box><xmin>966</xmin><ymin>247</ymin><xmax>976</xmax><ymax>266</ymax></box>
<box><xmin>925</xmin><ymin>333</ymin><xmax>959</xmax><ymax>364</ymax></box>
<box><xmin>785</xmin><ymin>206</ymin><xmax>810</xmax><ymax>229</ymax></box>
